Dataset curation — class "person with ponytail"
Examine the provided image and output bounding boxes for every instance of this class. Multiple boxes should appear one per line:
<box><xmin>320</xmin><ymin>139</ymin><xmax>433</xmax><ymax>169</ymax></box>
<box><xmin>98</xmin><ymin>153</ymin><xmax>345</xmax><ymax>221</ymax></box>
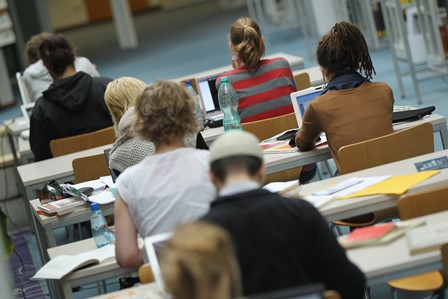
<box><xmin>219</xmin><ymin>16</ymin><xmax>316</xmax><ymax>183</ymax></box>
<box><xmin>295</xmin><ymin>22</ymin><xmax>394</xmax><ymax>171</ymax></box>
<box><xmin>217</xmin><ymin>17</ymin><xmax>296</xmax><ymax>123</ymax></box>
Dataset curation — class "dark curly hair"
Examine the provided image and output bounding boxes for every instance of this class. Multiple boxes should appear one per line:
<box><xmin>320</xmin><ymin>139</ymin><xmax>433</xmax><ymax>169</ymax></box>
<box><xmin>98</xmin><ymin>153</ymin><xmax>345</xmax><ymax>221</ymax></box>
<box><xmin>133</xmin><ymin>80</ymin><xmax>197</xmax><ymax>146</ymax></box>
<box><xmin>39</xmin><ymin>34</ymin><xmax>76</xmax><ymax>77</ymax></box>
<box><xmin>316</xmin><ymin>22</ymin><xmax>376</xmax><ymax>80</ymax></box>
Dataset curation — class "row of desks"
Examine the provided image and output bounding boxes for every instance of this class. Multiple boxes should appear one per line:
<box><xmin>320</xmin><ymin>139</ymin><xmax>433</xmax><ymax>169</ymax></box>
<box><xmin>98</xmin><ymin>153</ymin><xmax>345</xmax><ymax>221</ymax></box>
<box><xmin>46</xmin><ymin>149</ymin><xmax>448</xmax><ymax>298</ymax></box>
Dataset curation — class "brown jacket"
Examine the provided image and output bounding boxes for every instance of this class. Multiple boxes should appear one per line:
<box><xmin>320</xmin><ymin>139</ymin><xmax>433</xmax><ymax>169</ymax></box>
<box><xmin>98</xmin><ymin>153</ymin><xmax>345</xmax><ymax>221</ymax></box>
<box><xmin>295</xmin><ymin>82</ymin><xmax>394</xmax><ymax>170</ymax></box>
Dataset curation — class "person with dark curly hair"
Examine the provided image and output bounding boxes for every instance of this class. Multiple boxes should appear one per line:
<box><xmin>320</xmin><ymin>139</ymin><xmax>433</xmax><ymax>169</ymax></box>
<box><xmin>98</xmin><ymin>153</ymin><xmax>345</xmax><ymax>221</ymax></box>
<box><xmin>295</xmin><ymin>22</ymin><xmax>394</xmax><ymax>171</ymax></box>
<box><xmin>23</xmin><ymin>32</ymin><xmax>100</xmax><ymax>101</ymax></box>
<box><xmin>114</xmin><ymin>80</ymin><xmax>215</xmax><ymax>268</ymax></box>
<box><xmin>29</xmin><ymin>33</ymin><xmax>113</xmax><ymax>161</ymax></box>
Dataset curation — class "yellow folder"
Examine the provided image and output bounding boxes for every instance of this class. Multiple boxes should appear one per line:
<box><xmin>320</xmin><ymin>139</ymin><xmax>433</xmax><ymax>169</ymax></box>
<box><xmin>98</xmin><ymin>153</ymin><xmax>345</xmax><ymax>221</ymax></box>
<box><xmin>337</xmin><ymin>170</ymin><xmax>440</xmax><ymax>199</ymax></box>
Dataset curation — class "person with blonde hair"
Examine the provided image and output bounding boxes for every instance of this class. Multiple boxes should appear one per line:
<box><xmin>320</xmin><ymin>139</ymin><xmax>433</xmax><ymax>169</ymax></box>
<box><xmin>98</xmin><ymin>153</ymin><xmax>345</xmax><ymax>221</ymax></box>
<box><xmin>22</xmin><ymin>32</ymin><xmax>100</xmax><ymax>102</ymax></box>
<box><xmin>160</xmin><ymin>222</ymin><xmax>242</xmax><ymax>299</ymax></box>
<box><xmin>114</xmin><ymin>80</ymin><xmax>215</xmax><ymax>268</ymax></box>
<box><xmin>218</xmin><ymin>16</ymin><xmax>316</xmax><ymax>183</ymax></box>
<box><xmin>104</xmin><ymin>77</ymin><xmax>206</xmax><ymax>176</ymax></box>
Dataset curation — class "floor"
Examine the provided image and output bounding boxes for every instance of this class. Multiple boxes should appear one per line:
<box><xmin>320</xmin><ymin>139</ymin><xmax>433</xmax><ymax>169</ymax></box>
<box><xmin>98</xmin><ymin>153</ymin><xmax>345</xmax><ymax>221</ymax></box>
<box><xmin>2</xmin><ymin>1</ymin><xmax>448</xmax><ymax>298</ymax></box>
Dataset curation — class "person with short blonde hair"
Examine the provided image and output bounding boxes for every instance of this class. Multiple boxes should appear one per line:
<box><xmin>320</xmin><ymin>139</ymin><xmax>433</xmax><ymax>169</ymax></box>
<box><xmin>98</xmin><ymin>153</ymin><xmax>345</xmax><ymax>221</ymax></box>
<box><xmin>114</xmin><ymin>80</ymin><xmax>215</xmax><ymax>268</ymax></box>
<box><xmin>161</xmin><ymin>222</ymin><xmax>242</xmax><ymax>299</ymax></box>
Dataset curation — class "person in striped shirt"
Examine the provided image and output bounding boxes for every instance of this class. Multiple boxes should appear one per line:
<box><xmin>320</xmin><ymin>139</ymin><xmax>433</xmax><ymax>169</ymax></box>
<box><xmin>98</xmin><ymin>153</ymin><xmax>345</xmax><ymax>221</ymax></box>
<box><xmin>217</xmin><ymin>17</ymin><xmax>316</xmax><ymax>183</ymax></box>
<box><xmin>216</xmin><ymin>17</ymin><xmax>296</xmax><ymax>123</ymax></box>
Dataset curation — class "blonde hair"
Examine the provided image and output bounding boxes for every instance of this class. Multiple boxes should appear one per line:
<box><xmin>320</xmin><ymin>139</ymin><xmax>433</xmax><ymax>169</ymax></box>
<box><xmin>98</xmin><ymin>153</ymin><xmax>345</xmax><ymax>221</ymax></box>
<box><xmin>133</xmin><ymin>80</ymin><xmax>197</xmax><ymax>146</ymax></box>
<box><xmin>161</xmin><ymin>222</ymin><xmax>242</xmax><ymax>299</ymax></box>
<box><xmin>104</xmin><ymin>77</ymin><xmax>147</xmax><ymax>131</ymax></box>
<box><xmin>230</xmin><ymin>17</ymin><xmax>265</xmax><ymax>72</ymax></box>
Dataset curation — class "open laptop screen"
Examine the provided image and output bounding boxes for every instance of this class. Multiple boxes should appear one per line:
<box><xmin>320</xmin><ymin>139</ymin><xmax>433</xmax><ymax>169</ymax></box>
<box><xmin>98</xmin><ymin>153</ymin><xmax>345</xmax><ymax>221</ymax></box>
<box><xmin>290</xmin><ymin>85</ymin><xmax>325</xmax><ymax>126</ymax></box>
<box><xmin>196</xmin><ymin>73</ymin><xmax>222</xmax><ymax>115</ymax></box>
<box><xmin>144</xmin><ymin>232</ymin><xmax>172</xmax><ymax>295</ymax></box>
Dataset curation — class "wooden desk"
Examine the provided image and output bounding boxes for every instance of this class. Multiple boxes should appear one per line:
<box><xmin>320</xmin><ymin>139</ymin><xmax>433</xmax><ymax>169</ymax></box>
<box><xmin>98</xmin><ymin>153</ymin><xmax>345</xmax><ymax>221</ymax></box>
<box><xmin>347</xmin><ymin>210</ymin><xmax>448</xmax><ymax>286</ymax></box>
<box><xmin>47</xmin><ymin>239</ymin><xmax>137</xmax><ymax>299</ymax></box>
<box><xmin>174</xmin><ymin>51</ymin><xmax>305</xmax><ymax>83</ymax></box>
<box><xmin>295</xmin><ymin>149</ymin><xmax>448</xmax><ymax>222</ymax></box>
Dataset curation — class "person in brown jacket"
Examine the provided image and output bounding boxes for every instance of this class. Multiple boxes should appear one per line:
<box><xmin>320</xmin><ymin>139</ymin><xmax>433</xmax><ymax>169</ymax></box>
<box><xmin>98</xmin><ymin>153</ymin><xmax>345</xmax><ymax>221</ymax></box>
<box><xmin>295</xmin><ymin>22</ymin><xmax>394</xmax><ymax>171</ymax></box>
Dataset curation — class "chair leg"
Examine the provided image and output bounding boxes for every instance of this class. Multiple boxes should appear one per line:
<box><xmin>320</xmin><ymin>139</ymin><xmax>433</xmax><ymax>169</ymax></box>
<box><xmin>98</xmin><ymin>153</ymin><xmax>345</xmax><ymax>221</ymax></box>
<box><xmin>390</xmin><ymin>287</ymin><xmax>398</xmax><ymax>299</ymax></box>
<box><xmin>363</xmin><ymin>287</ymin><xmax>371</xmax><ymax>299</ymax></box>
<box><xmin>324</xmin><ymin>160</ymin><xmax>333</xmax><ymax>177</ymax></box>
<box><xmin>330</xmin><ymin>223</ymin><xmax>344</xmax><ymax>236</ymax></box>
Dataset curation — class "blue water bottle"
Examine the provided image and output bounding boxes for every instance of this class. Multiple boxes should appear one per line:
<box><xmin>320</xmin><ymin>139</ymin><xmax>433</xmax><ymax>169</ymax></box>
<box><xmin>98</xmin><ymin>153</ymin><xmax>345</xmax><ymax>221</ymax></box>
<box><xmin>217</xmin><ymin>77</ymin><xmax>242</xmax><ymax>132</ymax></box>
<box><xmin>90</xmin><ymin>203</ymin><xmax>114</xmax><ymax>248</ymax></box>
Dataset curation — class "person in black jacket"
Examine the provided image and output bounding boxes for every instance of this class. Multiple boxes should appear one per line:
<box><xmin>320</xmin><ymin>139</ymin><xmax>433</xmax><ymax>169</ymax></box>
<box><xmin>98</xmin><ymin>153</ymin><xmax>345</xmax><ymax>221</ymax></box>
<box><xmin>29</xmin><ymin>33</ymin><xmax>113</xmax><ymax>161</ymax></box>
<box><xmin>201</xmin><ymin>131</ymin><xmax>366</xmax><ymax>299</ymax></box>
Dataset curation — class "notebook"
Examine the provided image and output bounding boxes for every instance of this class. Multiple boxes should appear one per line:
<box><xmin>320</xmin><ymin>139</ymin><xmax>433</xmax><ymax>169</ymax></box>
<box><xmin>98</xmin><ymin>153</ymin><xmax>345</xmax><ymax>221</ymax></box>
<box><xmin>196</xmin><ymin>72</ymin><xmax>224</xmax><ymax>121</ymax></box>
<box><xmin>290</xmin><ymin>85</ymin><xmax>325</xmax><ymax>126</ymax></box>
<box><xmin>143</xmin><ymin>232</ymin><xmax>173</xmax><ymax>296</ymax></box>
<box><xmin>20</xmin><ymin>102</ymin><xmax>35</xmax><ymax>122</ymax></box>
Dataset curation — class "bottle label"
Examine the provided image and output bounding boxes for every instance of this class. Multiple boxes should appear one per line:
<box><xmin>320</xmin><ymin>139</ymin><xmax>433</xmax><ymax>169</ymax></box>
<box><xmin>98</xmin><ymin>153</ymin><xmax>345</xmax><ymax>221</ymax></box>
<box><xmin>224</xmin><ymin>122</ymin><xmax>242</xmax><ymax>132</ymax></box>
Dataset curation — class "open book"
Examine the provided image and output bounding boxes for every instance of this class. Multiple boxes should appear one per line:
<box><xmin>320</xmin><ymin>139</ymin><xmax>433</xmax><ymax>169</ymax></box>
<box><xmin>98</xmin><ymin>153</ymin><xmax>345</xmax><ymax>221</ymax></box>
<box><xmin>406</xmin><ymin>221</ymin><xmax>448</xmax><ymax>255</ymax></box>
<box><xmin>339</xmin><ymin>219</ymin><xmax>424</xmax><ymax>249</ymax></box>
<box><xmin>32</xmin><ymin>244</ymin><xmax>115</xmax><ymax>280</ymax></box>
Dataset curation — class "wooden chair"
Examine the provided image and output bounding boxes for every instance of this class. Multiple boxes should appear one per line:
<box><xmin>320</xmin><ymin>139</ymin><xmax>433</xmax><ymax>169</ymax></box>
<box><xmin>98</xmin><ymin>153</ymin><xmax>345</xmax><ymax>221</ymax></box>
<box><xmin>72</xmin><ymin>153</ymin><xmax>111</xmax><ymax>184</ymax></box>
<box><xmin>294</xmin><ymin>72</ymin><xmax>311</xmax><ymax>91</ymax></box>
<box><xmin>242</xmin><ymin>112</ymin><xmax>302</xmax><ymax>184</ymax></box>
<box><xmin>138</xmin><ymin>263</ymin><xmax>155</xmax><ymax>284</ymax></box>
<box><xmin>323</xmin><ymin>290</ymin><xmax>341</xmax><ymax>299</ymax></box>
<box><xmin>387</xmin><ymin>186</ymin><xmax>448</xmax><ymax>298</ymax></box>
<box><xmin>50</xmin><ymin>126</ymin><xmax>115</xmax><ymax>157</ymax></box>
<box><xmin>333</xmin><ymin>122</ymin><xmax>435</xmax><ymax>230</ymax></box>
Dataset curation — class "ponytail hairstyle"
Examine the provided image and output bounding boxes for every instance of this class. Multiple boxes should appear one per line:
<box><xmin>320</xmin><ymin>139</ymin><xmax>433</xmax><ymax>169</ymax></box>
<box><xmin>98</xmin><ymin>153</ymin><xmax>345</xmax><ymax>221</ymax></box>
<box><xmin>39</xmin><ymin>33</ymin><xmax>76</xmax><ymax>78</ymax></box>
<box><xmin>230</xmin><ymin>17</ymin><xmax>265</xmax><ymax>72</ymax></box>
<box><xmin>161</xmin><ymin>222</ymin><xmax>242</xmax><ymax>299</ymax></box>
<box><xmin>316</xmin><ymin>22</ymin><xmax>376</xmax><ymax>80</ymax></box>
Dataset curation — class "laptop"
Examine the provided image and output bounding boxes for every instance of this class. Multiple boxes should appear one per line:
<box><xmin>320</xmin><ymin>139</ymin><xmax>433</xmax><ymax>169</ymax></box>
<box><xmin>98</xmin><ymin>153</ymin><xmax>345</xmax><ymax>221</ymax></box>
<box><xmin>20</xmin><ymin>102</ymin><xmax>35</xmax><ymax>122</ymax></box>
<box><xmin>195</xmin><ymin>72</ymin><xmax>224</xmax><ymax>121</ymax></box>
<box><xmin>290</xmin><ymin>85</ymin><xmax>325</xmax><ymax>126</ymax></box>
<box><xmin>143</xmin><ymin>232</ymin><xmax>173</xmax><ymax>296</ymax></box>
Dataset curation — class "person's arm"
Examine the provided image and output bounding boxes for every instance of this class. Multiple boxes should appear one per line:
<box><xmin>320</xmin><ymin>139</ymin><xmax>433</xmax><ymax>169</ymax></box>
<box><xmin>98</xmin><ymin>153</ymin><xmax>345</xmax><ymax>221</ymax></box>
<box><xmin>114</xmin><ymin>192</ymin><xmax>143</xmax><ymax>268</ymax></box>
<box><xmin>295</xmin><ymin>103</ymin><xmax>323</xmax><ymax>151</ymax></box>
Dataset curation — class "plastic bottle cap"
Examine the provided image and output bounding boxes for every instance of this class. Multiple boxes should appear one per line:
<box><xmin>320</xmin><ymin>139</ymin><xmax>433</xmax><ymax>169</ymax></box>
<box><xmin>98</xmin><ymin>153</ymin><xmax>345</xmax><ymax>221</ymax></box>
<box><xmin>90</xmin><ymin>202</ymin><xmax>99</xmax><ymax>212</ymax></box>
<box><xmin>221</xmin><ymin>77</ymin><xmax>228</xmax><ymax>83</ymax></box>
<box><xmin>185</xmin><ymin>80</ymin><xmax>193</xmax><ymax>87</ymax></box>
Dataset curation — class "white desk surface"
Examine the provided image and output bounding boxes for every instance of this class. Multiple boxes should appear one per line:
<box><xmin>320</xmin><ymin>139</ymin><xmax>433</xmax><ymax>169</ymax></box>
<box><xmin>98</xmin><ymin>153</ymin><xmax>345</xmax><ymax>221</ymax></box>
<box><xmin>173</xmin><ymin>51</ymin><xmax>304</xmax><ymax>83</ymax></box>
<box><xmin>296</xmin><ymin>149</ymin><xmax>448</xmax><ymax>222</ymax></box>
<box><xmin>88</xmin><ymin>283</ymin><xmax>164</xmax><ymax>299</ymax></box>
<box><xmin>47</xmin><ymin>238</ymin><xmax>138</xmax><ymax>299</ymax></box>
<box><xmin>347</xmin><ymin>210</ymin><xmax>448</xmax><ymax>286</ymax></box>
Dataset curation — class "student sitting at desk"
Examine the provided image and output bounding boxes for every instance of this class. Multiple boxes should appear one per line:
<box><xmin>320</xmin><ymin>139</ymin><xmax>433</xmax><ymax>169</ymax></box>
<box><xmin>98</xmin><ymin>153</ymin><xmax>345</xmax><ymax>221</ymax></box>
<box><xmin>114</xmin><ymin>80</ymin><xmax>215</xmax><ymax>268</ymax></box>
<box><xmin>161</xmin><ymin>222</ymin><xmax>242</xmax><ymax>299</ymax></box>
<box><xmin>104</xmin><ymin>77</ymin><xmax>202</xmax><ymax>177</ymax></box>
<box><xmin>23</xmin><ymin>32</ymin><xmax>100</xmax><ymax>102</ymax></box>
<box><xmin>294</xmin><ymin>22</ymin><xmax>394</xmax><ymax>171</ymax></box>
<box><xmin>201</xmin><ymin>131</ymin><xmax>365</xmax><ymax>298</ymax></box>
<box><xmin>218</xmin><ymin>16</ymin><xmax>315</xmax><ymax>182</ymax></box>
<box><xmin>29</xmin><ymin>33</ymin><xmax>113</xmax><ymax>161</ymax></box>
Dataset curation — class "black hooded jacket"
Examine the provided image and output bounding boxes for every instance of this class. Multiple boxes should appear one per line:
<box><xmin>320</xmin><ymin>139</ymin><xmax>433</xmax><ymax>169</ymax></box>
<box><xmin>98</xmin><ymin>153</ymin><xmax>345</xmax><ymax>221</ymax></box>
<box><xmin>30</xmin><ymin>72</ymin><xmax>113</xmax><ymax>161</ymax></box>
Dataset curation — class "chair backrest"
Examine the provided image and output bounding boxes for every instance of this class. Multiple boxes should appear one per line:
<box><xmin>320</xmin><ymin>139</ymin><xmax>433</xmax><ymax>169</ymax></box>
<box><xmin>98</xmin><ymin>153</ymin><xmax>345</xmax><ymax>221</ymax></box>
<box><xmin>16</xmin><ymin>72</ymin><xmax>32</xmax><ymax>105</ymax></box>
<box><xmin>50</xmin><ymin>126</ymin><xmax>115</xmax><ymax>157</ymax></box>
<box><xmin>337</xmin><ymin>122</ymin><xmax>434</xmax><ymax>174</ymax></box>
<box><xmin>397</xmin><ymin>185</ymin><xmax>448</xmax><ymax>220</ymax></box>
<box><xmin>242</xmin><ymin>112</ymin><xmax>298</xmax><ymax>141</ymax></box>
<box><xmin>441</xmin><ymin>243</ymin><xmax>448</xmax><ymax>280</ymax></box>
<box><xmin>72</xmin><ymin>153</ymin><xmax>110</xmax><ymax>184</ymax></box>
<box><xmin>323</xmin><ymin>290</ymin><xmax>341</xmax><ymax>299</ymax></box>
<box><xmin>294</xmin><ymin>72</ymin><xmax>311</xmax><ymax>91</ymax></box>
<box><xmin>138</xmin><ymin>263</ymin><xmax>155</xmax><ymax>284</ymax></box>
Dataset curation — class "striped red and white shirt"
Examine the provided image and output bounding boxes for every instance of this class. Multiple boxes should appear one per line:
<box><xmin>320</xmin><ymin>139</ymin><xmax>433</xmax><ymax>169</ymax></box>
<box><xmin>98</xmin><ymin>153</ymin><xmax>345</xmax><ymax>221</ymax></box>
<box><xmin>217</xmin><ymin>57</ymin><xmax>297</xmax><ymax>123</ymax></box>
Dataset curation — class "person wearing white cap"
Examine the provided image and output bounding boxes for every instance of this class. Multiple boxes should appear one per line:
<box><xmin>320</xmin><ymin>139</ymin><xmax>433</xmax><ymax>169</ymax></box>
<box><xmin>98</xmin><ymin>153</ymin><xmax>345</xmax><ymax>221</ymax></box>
<box><xmin>201</xmin><ymin>131</ymin><xmax>365</xmax><ymax>298</ymax></box>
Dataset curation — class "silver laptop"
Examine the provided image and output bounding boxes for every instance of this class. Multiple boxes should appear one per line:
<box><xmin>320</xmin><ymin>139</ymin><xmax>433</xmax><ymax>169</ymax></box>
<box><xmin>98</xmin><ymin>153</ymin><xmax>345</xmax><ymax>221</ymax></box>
<box><xmin>290</xmin><ymin>85</ymin><xmax>325</xmax><ymax>126</ymax></box>
<box><xmin>196</xmin><ymin>72</ymin><xmax>224</xmax><ymax>121</ymax></box>
<box><xmin>20</xmin><ymin>102</ymin><xmax>35</xmax><ymax>122</ymax></box>
<box><xmin>144</xmin><ymin>232</ymin><xmax>173</xmax><ymax>296</ymax></box>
